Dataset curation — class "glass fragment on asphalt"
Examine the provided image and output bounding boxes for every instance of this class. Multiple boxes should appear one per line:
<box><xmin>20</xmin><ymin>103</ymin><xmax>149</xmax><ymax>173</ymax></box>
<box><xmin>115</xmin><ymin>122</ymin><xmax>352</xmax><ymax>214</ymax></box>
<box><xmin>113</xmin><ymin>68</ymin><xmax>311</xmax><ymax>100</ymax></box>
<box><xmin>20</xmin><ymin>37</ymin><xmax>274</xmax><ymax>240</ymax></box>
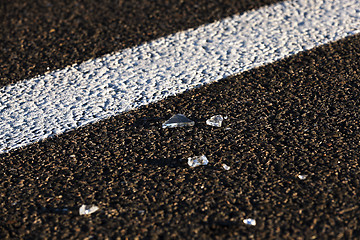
<box><xmin>162</xmin><ymin>114</ymin><xmax>195</xmax><ymax>128</ymax></box>
<box><xmin>243</xmin><ymin>218</ymin><xmax>256</xmax><ymax>226</ymax></box>
<box><xmin>79</xmin><ymin>205</ymin><xmax>99</xmax><ymax>215</ymax></box>
<box><xmin>222</xmin><ymin>164</ymin><xmax>230</xmax><ymax>170</ymax></box>
<box><xmin>188</xmin><ymin>155</ymin><xmax>209</xmax><ymax>167</ymax></box>
<box><xmin>298</xmin><ymin>174</ymin><xmax>307</xmax><ymax>180</ymax></box>
<box><xmin>206</xmin><ymin>115</ymin><xmax>224</xmax><ymax>127</ymax></box>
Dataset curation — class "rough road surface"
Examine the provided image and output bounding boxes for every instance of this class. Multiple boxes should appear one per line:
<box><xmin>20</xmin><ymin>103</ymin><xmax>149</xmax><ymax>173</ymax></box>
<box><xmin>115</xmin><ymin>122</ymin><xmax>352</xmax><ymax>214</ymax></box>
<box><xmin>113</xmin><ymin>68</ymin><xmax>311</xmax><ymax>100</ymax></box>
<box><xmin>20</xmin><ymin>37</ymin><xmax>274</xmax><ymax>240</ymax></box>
<box><xmin>1</xmin><ymin>0</ymin><xmax>360</xmax><ymax>239</ymax></box>
<box><xmin>1</xmin><ymin>0</ymin><xmax>282</xmax><ymax>87</ymax></box>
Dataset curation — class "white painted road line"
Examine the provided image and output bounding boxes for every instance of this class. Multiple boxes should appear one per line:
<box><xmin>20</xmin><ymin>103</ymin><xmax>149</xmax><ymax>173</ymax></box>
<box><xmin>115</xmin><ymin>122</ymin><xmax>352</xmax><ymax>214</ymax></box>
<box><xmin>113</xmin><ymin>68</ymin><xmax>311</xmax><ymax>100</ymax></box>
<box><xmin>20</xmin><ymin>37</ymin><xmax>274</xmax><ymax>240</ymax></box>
<box><xmin>1</xmin><ymin>0</ymin><xmax>359</xmax><ymax>154</ymax></box>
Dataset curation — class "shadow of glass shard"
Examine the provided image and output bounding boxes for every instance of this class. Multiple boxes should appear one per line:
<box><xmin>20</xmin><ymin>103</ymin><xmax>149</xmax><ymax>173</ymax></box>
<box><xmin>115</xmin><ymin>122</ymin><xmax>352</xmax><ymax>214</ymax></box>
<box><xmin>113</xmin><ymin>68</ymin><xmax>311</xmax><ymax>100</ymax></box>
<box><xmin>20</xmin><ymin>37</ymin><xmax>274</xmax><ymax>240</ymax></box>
<box><xmin>222</xmin><ymin>164</ymin><xmax>230</xmax><ymax>170</ymax></box>
<box><xmin>188</xmin><ymin>155</ymin><xmax>208</xmax><ymax>167</ymax></box>
<box><xmin>79</xmin><ymin>205</ymin><xmax>99</xmax><ymax>215</ymax></box>
<box><xmin>162</xmin><ymin>114</ymin><xmax>195</xmax><ymax>128</ymax></box>
<box><xmin>243</xmin><ymin>218</ymin><xmax>256</xmax><ymax>226</ymax></box>
<box><xmin>206</xmin><ymin>115</ymin><xmax>224</xmax><ymax>127</ymax></box>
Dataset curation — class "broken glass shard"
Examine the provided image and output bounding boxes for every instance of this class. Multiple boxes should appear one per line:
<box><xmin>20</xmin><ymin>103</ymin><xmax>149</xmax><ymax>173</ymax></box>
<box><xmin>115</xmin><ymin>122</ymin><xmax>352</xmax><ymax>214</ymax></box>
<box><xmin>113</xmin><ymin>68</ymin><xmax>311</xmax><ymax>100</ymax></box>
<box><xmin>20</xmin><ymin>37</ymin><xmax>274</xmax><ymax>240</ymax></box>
<box><xmin>162</xmin><ymin>114</ymin><xmax>195</xmax><ymax>128</ymax></box>
<box><xmin>298</xmin><ymin>174</ymin><xmax>307</xmax><ymax>180</ymax></box>
<box><xmin>206</xmin><ymin>115</ymin><xmax>224</xmax><ymax>127</ymax></box>
<box><xmin>222</xmin><ymin>164</ymin><xmax>230</xmax><ymax>170</ymax></box>
<box><xmin>188</xmin><ymin>155</ymin><xmax>209</xmax><ymax>167</ymax></box>
<box><xmin>79</xmin><ymin>205</ymin><xmax>99</xmax><ymax>215</ymax></box>
<box><xmin>243</xmin><ymin>218</ymin><xmax>256</xmax><ymax>226</ymax></box>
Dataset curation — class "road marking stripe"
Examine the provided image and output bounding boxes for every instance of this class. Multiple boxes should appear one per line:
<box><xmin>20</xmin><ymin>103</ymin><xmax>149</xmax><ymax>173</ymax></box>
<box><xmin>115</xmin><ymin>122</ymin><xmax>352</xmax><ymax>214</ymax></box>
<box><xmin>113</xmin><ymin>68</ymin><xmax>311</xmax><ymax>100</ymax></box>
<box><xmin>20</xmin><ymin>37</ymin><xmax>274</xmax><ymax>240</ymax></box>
<box><xmin>1</xmin><ymin>0</ymin><xmax>359</xmax><ymax>154</ymax></box>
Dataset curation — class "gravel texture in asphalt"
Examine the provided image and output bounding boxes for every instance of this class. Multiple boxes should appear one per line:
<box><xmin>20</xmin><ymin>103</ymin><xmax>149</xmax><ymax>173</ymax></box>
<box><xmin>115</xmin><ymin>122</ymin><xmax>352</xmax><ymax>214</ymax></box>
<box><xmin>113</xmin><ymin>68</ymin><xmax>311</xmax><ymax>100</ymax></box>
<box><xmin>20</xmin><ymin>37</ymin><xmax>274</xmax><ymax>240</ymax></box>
<box><xmin>4</xmin><ymin>0</ymin><xmax>357</xmax><ymax>155</ymax></box>
<box><xmin>0</xmin><ymin>0</ymin><xmax>283</xmax><ymax>86</ymax></box>
<box><xmin>1</xmin><ymin>34</ymin><xmax>360</xmax><ymax>239</ymax></box>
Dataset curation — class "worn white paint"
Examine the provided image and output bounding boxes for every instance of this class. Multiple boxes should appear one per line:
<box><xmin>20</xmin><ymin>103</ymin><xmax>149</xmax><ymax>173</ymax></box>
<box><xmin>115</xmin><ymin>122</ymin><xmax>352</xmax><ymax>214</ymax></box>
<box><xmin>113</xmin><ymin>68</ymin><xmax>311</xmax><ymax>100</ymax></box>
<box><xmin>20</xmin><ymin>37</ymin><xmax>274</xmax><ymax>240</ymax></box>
<box><xmin>1</xmin><ymin>0</ymin><xmax>359</xmax><ymax>154</ymax></box>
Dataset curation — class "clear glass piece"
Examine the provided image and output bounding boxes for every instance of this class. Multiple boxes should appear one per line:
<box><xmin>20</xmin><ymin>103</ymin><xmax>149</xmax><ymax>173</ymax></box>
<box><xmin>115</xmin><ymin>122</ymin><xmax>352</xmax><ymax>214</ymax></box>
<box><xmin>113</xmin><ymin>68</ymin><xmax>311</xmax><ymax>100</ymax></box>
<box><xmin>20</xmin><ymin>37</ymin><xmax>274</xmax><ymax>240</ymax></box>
<box><xmin>243</xmin><ymin>218</ymin><xmax>256</xmax><ymax>226</ymax></box>
<box><xmin>298</xmin><ymin>174</ymin><xmax>307</xmax><ymax>180</ymax></box>
<box><xmin>162</xmin><ymin>114</ymin><xmax>195</xmax><ymax>128</ymax></box>
<box><xmin>188</xmin><ymin>155</ymin><xmax>209</xmax><ymax>167</ymax></box>
<box><xmin>206</xmin><ymin>115</ymin><xmax>224</xmax><ymax>127</ymax></box>
<box><xmin>222</xmin><ymin>164</ymin><xmax>230</xmax><ymax>170</ymax></box>
<box><xmin>79</xmin><ymin>205</ymin><xmax>99</xmax><ymax>215</ymax></box>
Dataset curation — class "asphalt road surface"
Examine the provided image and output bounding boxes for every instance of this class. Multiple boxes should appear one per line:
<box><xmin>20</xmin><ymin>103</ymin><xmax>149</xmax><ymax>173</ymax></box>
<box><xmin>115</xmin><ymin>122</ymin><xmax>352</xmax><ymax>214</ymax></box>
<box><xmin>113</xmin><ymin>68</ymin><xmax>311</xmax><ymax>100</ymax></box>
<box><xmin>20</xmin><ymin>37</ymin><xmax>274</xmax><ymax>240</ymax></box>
<box><xmin>1</xmin><ymin>0</ymin><xmax>282</xmax><ymax>87</ymax></box>
<box><xmin>1</xmin><ymin>0</ymin><xmax>360</xmax><ymax>239</ymax></box>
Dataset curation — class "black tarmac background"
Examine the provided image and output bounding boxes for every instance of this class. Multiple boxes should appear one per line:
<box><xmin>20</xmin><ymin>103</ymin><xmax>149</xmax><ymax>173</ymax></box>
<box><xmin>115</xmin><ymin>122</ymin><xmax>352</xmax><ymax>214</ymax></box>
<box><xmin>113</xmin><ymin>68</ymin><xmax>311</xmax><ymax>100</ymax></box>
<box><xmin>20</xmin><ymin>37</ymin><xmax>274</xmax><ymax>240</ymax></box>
<box><xmin>2</xmin><ymin>0</ymin><xmax>360</xmax><ymax>239</ymax></box>
<box><xmin>1</xmin><ymin>32</ymin><xmax>360</xmax><ymax>238</ymax></box>
<box><xmin>0</xmin><ymin>0</ymin><xmax>283</xmax><ymax>87</ymax></box>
